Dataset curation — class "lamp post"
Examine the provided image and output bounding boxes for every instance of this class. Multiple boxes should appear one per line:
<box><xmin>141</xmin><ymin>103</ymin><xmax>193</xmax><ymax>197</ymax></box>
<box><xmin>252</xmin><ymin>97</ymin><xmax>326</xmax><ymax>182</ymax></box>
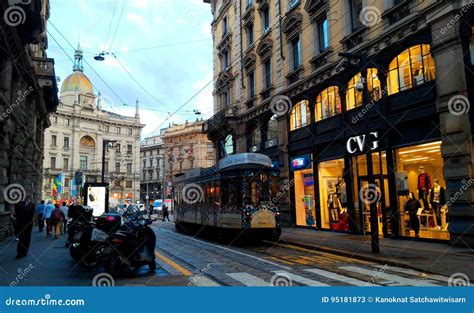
<box><xmin>340</xmin><ymin>52</ymin><xmax>380</xmax><ymax>253</ymax></box>
<box><xmin>102</xmin><ymin>139</ymin><xmax>117</xmax><ymax>183</ymax></box>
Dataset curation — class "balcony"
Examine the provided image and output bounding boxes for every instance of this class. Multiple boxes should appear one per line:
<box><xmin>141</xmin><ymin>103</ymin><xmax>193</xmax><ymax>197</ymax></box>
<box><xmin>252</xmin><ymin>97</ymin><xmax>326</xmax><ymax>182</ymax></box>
<box><xmin>203</xmin><ymin>106</ymin><xmax>238</xmax><ymax>136</ymax></box>
<box><xmin>31</xmin><ymin>57</ymin><xmax>59</xmax><ymax>113</ymax></box>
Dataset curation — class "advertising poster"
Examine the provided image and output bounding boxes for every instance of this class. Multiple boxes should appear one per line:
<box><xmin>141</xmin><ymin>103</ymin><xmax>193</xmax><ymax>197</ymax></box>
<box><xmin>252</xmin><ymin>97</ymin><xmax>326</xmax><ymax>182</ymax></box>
<box><xmin>84</xmin><ymin>183</ymin><xmax>109</xmax><ymax>216</ymax></box>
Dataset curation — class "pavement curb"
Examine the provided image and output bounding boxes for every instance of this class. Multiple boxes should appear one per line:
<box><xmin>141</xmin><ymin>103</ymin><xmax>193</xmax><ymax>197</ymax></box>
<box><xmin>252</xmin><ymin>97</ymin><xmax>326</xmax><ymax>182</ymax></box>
<box><xmin>279</xmin><ymin>239</ymin><xmax>446</xmax><ymax>277</ymax></box>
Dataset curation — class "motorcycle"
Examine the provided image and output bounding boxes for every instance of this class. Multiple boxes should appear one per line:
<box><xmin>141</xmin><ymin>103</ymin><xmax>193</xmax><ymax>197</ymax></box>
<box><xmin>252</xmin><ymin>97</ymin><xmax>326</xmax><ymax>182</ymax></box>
<box><xmin>67</xmin><ymin>205</ymin><xmax>118</xmax><ymax>269</ymax></box>
<box><xmin>102</xmin><ymin>210</ymin><xmax>157</xmax><ymax>277</ymax></box>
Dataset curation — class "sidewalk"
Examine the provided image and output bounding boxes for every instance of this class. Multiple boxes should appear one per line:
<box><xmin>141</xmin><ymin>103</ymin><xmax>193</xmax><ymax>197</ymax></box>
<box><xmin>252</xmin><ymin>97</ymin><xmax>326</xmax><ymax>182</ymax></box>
<box><xmin>0</xmin><ymin>229</ymin><xmax>188</xmax><ymax>286</ymax></box>
<box><xmin>280</xmin><ymin>227</ymin><xmax>474</xmax><ymax>280</ymax></box>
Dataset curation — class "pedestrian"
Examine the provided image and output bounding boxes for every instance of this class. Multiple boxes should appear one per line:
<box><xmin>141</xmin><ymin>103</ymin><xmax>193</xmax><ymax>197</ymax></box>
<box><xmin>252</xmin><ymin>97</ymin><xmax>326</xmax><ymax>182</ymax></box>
<box><xmin>50</xmin><ymin>204</ymin><xmax>65</xmax><ymax>239</ymax></box>
<box><xmin>35</xmin><ymin>200</ymin><xmax>45</xmax><ymax>232</ymax></box>
<box><xmin>44</xmin><ymin>200</ymin><xmax>55</xmax><ymax>237</ymax></box>
<box><xmin>162</xmin><ymin>204</ymin><xmax>170</xmax><ymax>222</ymax></box>
<box><xmin>60</xmin><ymin>201</ymin><xmax>69</xmax><ymax>234</ymax></box>
<box><xmin>15</xmin><ymin>197</ymin><xmax>35</xmax><ymax>259</ymax></box>
<box><xmin>404</xmin><ymin>192</ymin><xmax>421</xmax><ymax>238</ymax></box>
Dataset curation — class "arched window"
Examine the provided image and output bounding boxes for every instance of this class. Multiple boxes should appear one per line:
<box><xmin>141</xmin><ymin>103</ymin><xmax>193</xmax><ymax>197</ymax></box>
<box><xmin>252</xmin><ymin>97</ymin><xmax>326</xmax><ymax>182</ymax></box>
<box><xmin>79</xmin><ymin>136</ymin><xmax>95</xmax><ymax>148</ymax></box>
<box><xmin>224</xmin><ymin>134</ymin><xmax>234</xmax><ymax>156</ymax></box>
<box><xmin>315</xmin><ymin>86</ymin><xmax>341</xmax><ymax>121</ymax></box>
<box><xmin>267</xmin><ymin>114</ymin><xmax>278</xmax><ymax>140</ymax></box>
<box><xmin>346</xmin><ymin>68</ymin><xmax>382</xmax><ymax>110</ymax></box>
<box><xmin>289</xmin><ymin>100</ymin><xmax>310</xmax><ymax>131</ymax></box>
<box><xmin>387</xmin><ymin>44</ymin><xmax>436</xmax><ymax>95</ymax></box>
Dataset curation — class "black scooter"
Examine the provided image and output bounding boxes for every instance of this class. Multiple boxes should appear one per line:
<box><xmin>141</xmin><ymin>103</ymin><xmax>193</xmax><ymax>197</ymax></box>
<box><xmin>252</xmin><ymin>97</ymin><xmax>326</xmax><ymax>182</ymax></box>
<box><xmin>102</xmin><ymin>211</ymin><xmax>157</xmax><ymax>277</ymax></box>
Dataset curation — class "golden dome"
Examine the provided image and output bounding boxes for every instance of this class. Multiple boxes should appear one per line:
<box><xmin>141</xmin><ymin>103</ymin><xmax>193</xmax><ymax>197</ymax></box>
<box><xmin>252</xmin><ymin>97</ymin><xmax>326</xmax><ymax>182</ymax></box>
<box><xmin>60</xmin><ymin>71</ymin><xmax>94</xmax><ymax>94</ymax></box>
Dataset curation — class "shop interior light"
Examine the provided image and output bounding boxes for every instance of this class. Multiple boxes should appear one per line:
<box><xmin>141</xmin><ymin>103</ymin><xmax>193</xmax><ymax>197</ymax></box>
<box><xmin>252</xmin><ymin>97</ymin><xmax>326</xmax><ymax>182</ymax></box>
<box><xmin>399</xmin><ymin>146</ymin><xmax>441</xmax><ymax>154</ymax></box>
<box><xmin>415</xmin><ymin>141</ymin><xmax>442</xmax><ymax>148</ymax></box>
<box><xmin>402</xmin><ymin>157</ymin><xmax>430</xmax><ymax>162</ymax></box>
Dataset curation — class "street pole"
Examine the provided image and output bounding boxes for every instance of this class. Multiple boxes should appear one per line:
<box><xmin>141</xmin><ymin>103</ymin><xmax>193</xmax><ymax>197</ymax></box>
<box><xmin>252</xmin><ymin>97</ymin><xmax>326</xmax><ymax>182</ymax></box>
<box><xmin>162</xmin><ymin>156</ymin><xmax>166</xmax><ymax>200</ymax></box>
<box><xmin>361</xmin><ymin>56</ymin><xmax>380</xmax><ymax>254</ymax></box>
<box><xmin>101</xmin><ymin>140</ymin><xmax>106</xmax><ymax>182</ymax></box>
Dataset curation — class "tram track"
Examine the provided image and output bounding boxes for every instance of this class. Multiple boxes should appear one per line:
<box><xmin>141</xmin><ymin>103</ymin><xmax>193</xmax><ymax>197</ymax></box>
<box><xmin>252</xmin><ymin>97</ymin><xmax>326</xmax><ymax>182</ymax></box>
<box><xmin>152</xmin><ymin>225</ymin><xmax>312</xmax><ymax>286</ymax></box>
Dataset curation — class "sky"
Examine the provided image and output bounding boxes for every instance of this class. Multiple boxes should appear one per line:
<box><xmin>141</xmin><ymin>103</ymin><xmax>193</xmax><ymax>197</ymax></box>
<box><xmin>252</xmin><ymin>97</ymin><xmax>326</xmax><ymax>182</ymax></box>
<box><xmin>47</xmin><ymin>0</ymin><xmax>214</xmax><ymax>137</ymax></box>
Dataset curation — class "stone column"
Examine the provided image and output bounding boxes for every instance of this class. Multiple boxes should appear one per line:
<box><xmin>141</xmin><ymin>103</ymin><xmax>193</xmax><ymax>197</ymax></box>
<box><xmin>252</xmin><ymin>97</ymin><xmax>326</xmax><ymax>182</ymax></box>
<box><xmin>431</xmin><ymin>7</ymin><xmax>474</xmax><ymax>247</ymax></box>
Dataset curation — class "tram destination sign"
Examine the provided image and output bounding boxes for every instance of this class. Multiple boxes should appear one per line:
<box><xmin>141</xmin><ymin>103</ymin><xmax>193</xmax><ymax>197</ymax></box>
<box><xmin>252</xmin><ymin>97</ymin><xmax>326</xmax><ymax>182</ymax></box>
<box><xmin>219</xmin><ymin>153</ymin><xmax>272</xmax><ymax>170</ymax></box>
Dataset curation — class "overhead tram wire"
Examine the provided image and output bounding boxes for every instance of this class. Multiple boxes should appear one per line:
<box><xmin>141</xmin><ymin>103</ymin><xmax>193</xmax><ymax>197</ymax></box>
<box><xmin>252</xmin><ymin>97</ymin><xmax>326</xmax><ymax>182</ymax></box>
<box><xmin>103</xmin><ymin>0</ymin><xmax>119</xmax><ymax>51</ymax></box>
<box><xmin>47</xmin><ymin>23</ymin><xmax>212</xmax><ymax>117</ymax></box>
<box><xmin>107</xmin><ymin>0</ymin><xmax>127</xmax><ymax>53</ymax></box>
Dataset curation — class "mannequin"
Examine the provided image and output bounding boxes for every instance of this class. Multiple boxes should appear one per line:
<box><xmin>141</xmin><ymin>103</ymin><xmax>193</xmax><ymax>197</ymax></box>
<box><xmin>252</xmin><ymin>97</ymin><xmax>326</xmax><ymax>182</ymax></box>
<box><xmin>417</xmin><ymin>166</ymin><xmax>432</xmax><ymax>210</ymax></box>
<box><xmin>404</xmin><ymin>192</ymin><xmax>421</xmax><ymax>238</ymax></box>
<box><xmin>430</xmin><ymin>179</ymin><xmax>446</xmax><ymax>229</ymax></box>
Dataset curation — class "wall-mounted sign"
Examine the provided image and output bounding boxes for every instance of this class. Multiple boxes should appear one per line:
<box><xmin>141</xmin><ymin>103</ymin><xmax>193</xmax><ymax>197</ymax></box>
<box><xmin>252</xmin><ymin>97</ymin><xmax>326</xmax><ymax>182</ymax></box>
<box><xmin>346</xmin><ymin>132</ymin><xmax>379</xmax><ymax>154</ymax></box>
<box><xmin>219</xmin><ymin>153</ymin><xmax>272</xmax><ymax>170</ymax></box>
<box><xmin>290</xmin><ymin>154</ymin><xmax>312</xmax><ymax>171</ymax></box>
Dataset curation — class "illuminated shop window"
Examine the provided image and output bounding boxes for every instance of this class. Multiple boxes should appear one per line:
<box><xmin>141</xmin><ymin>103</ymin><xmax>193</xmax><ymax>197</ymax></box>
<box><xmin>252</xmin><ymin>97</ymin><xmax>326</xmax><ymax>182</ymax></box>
<box><xmin>289</xmin><ymin>100</ymin><xmax>310</xmax><ymax>130</ymax></box>
<box><xmin>346</xmin><ymin>69</ymin><xmax>381</xmax><ymax>110</ymax></box>
<box><xmin>394</xmin><ymin>141</ymin><xmax>448</xmax><ymax>240</ymax></box>
<box><xmin>315</xmin><ymin>86</ymin><xmax>341</xmax><ymax>121</ymax></box>
<box><xmin>387</xmin><ymin>44</ymin><xmax>436</xmax><ymax>95</ymax></box>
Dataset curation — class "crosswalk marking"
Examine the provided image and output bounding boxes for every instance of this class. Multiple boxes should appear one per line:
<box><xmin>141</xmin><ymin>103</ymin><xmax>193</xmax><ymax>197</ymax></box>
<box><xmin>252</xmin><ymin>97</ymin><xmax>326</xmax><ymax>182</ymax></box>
<box><xmin>373</xmin><ymin>265</ymin><xmax>449</xmax><ymax>283</ymax></box>
<box><xmin>273</xmin><ymin>270</ymin><xmax>328</xmax><ymax>286</ymax></box>
<box><xmin>189</xmin><ymin>276</ymin><xmax>220</xmax><ymax>286</ymax></box>
<box><xmin>340</xmin><ymin>266</ymin><xmax>440</xmax><ymax>286</ymax></box>
<box><xmin>227</xmin><ymin>272</ymin><xmax>269</xmax><ymax>286</ymax></box>
<box><xmin>304</xmin><ymin>268</ymin><xmax>380</xmax><ymax>286</ymax></box>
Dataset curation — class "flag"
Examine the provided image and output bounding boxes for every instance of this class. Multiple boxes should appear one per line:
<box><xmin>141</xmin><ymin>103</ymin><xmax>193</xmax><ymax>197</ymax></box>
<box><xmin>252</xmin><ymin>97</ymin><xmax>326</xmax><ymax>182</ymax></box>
<box><xmin>56</xmin><ymin>173</ymin><xmax>63</xmax><ymax>194</ymax></box>
<box><xmin>52</xmin><ymin>178</ymin><xmax>57</xmax><ymax>196</ymax></box>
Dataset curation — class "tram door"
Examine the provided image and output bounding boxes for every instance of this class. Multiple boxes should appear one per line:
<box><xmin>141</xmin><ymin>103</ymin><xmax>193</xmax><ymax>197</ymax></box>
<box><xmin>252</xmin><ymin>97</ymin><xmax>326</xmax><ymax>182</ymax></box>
<box><xmin>358</xmin><ymin>176</ymin><xmax>391</xmax><ymax>237</ymax></box>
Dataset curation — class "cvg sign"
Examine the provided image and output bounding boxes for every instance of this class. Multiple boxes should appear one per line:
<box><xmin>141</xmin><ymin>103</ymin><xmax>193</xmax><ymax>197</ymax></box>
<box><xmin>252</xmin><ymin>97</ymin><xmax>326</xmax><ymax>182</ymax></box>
<box><xmin>346</xmin><ymin>132</ymin><xmax>379</xmax><ymax>154</ymax></box>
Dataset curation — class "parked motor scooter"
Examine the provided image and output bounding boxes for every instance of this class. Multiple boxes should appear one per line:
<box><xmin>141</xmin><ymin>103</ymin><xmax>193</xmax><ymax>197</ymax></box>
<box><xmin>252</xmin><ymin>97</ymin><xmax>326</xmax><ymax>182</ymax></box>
<box><xmin>102</xmin><ymin>210</ymin><xmax>157</xmax><ymax>277</ymax></box>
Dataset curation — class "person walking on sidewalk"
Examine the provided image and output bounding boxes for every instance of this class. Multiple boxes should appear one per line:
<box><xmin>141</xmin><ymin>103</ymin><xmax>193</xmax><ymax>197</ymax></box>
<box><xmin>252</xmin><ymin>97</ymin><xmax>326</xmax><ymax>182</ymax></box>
<box><xmin>50</xmin><ymin>204</ymin><xmax>65</xmax><ymax>239</ymax></box>
<box><xmin>162</xmin><ymin>204</ymin><xmax>170</xmax><ymax>222</ymax></box>
<box><xmin>44</xmin><ymin>200</ymin><xmax>55</xmax><ymax>237</ymax></box>
<box><xmin>60</xmin><ymin>201</ymin><xmax>69</xmax><ymax>235</ymax></box>
<box><xmin>35</xmin><ymin>200</ymin><xmax>45</xmax><ymax>232</ymax></box>
<box><xmin>15</xmin><ymin>197</ymin><xmax>35</xmax><ymax>259</ymax></box>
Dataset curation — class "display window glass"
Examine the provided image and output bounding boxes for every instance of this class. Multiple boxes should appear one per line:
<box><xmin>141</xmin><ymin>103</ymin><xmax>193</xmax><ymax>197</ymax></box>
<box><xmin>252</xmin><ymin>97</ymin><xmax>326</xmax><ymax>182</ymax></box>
<box><xmin>318</xmin><ymin>159</ymin><xmax>349</xmax><ymax>231</ymax></box>
<box><xmin>294</xmin><ymin>165</ymin><xmax>316</xmax><ymax>227</ymax></box>
<box><xmin>351</xmin><ymin>152</ymin><xmax>390</xmax><ymax>235</ymax></box>
<box><xmin>394</xmin><ymin>141</ymin><xmax>449</xmax><ymax>240</ymax></box>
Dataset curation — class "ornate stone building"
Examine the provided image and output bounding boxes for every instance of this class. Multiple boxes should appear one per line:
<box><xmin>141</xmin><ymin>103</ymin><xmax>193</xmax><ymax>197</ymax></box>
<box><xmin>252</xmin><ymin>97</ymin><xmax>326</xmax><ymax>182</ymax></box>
<box><xmin>140</xmin><ymin>129</ymin><xmax>166</xmax><ymax>205</ymax></box>
<box><xmin>163</xmin><ymin>120</ymin><xmax>216</xmax><ymax>194</ymax></box>
<box><xmin>41</xmin><ymin>47</ymin><xmax>143</xmax><ymax>207</ymax></box>
<box><xmin>204</xmin><ymin>0</ymin><xmax>474</xmax><ymax>245</ymax></box>
<box><xmin>0</xmin><ymin>0</ymin><xmax>59</xmax><ymax>240</ymax></box>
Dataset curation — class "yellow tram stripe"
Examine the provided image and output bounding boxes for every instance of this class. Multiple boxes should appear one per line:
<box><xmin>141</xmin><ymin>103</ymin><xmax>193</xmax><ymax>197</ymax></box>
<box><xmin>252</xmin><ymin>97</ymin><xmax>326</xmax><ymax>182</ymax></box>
<box><xmin>267</xmin><ymin>256</ymin><xmax>297</xmax><ymax>265</ymax></box>
<box><xmin>155</xmin><ymin>250</ymin><xmax>192</xmax><ymax>276</ymax></box>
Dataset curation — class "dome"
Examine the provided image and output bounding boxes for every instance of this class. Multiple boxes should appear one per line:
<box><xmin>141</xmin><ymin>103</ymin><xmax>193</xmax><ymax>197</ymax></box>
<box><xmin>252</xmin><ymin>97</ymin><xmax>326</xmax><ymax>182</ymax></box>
<box><xmin>60</xmin><ymin>71</ymin><xmax>94</xmax><ymax>94</ymax></box>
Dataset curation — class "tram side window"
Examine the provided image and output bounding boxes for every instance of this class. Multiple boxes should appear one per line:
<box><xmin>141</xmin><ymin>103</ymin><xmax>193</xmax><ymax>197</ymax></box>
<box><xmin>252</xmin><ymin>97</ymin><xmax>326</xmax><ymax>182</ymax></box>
<box><xmin>221</xmin><ymin>177</ymin><xmax>244</xmax><ymax>208</ymax></box>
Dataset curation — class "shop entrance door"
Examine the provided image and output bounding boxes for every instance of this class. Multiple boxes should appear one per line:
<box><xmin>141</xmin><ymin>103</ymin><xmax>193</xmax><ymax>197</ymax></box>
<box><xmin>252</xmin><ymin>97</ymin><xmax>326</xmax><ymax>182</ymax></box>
<box><xmin>358</xmin><ymin>175</ymin><xmax>391</xmax><ymax>237</ymax></box>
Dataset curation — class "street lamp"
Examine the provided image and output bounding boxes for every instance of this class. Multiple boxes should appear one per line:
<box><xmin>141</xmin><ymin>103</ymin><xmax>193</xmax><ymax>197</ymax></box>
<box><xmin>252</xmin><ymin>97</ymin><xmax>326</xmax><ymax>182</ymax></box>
<box><xmin>102</xmin><ymin>139</ymin><xmax>117</xmax><ymax>183</ymax></box>
<box><xmin>339</xmin><ymin>52</ymin><xmax>380</xmax><ymax>254</ymax></box>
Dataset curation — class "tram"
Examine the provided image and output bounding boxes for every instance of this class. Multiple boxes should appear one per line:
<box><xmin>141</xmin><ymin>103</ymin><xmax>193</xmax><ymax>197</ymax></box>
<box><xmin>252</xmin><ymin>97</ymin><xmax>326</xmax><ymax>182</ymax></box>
<box><xmin>173</xmin><ymin>153</ymin><xmax>281</xmax><ymax>240</ymax></box>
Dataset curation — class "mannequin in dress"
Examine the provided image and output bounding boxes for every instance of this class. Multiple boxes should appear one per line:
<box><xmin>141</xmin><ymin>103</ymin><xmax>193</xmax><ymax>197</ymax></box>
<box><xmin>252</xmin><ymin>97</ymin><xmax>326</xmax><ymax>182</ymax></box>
<box><xmin>417</xmin><ymin>166</ymin><xmax>432</xmax><ymax>210</ymax></box>
<box><xmin>430</xmin><ymin>179</ymin><xmax>446</xmax><ymax>229</ymax></box>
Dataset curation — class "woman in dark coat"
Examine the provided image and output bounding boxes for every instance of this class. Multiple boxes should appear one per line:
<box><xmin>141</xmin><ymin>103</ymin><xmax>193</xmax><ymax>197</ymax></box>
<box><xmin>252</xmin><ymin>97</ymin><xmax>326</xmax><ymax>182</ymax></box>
<box><xmin>404</xmin><ymin>192</ymin><xmax>421</xmax><ymax>238</ymax></box>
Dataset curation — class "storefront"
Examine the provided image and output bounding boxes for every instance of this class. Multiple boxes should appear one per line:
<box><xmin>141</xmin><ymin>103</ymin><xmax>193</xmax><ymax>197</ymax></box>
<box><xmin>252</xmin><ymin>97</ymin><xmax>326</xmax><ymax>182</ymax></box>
<box><xmin>290</xmin><ymin>154</ymin><xmax>316</xmax><ymax>228</ymax></box>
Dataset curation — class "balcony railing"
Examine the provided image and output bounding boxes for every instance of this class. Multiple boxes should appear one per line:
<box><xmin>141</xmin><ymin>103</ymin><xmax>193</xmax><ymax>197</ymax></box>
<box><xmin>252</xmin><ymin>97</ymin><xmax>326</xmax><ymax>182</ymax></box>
<box><xmin>204</xmin><ymin>106</ymin><xmax>238</xmax><ymax>134</ymax></box>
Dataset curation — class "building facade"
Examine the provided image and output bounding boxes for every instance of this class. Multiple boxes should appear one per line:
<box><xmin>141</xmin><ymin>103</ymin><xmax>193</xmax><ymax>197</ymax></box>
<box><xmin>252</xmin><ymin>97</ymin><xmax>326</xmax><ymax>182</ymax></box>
<box><xmin>140</xmin><ymin>129</ymin><xmax>166</xmax><ymax>205</ymax></box>
<box><xmin>41</xmin><ymin>47</ymin><xmax>143</xmax><ymax>207</ymax></box>
<box><xmin>163</xmin><ymin>120</ymin><xmax>216</xmax><ymax>193</ymax></box>
<box><xmin>205</xmin><ymin>0</ymin><xmax>474</xmax><ymax>245</ymax></box>
<box><xmin>0</xmin><ymin>0</ymin><xmax>59</xmax><ymax>240</ymax></box>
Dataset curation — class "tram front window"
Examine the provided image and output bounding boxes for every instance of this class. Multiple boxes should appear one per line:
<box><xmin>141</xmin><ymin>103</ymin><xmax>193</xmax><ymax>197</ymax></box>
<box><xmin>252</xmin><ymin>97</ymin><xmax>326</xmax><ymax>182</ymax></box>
<box><xmin>243</xmin><ymin>172</ymin><xmax>278</xmax><ymax>208</ymax></box>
